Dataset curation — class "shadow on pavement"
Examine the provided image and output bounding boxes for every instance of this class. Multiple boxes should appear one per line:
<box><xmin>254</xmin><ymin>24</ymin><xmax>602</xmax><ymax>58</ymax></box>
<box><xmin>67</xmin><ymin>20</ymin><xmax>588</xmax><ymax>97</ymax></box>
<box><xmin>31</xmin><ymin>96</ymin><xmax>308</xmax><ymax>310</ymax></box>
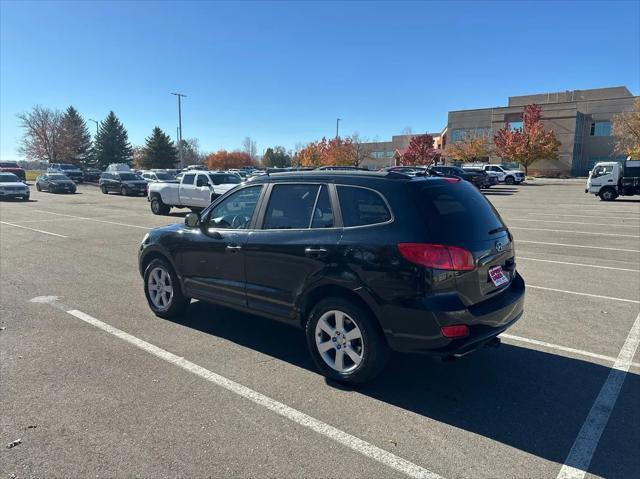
<box><xmin>169</xmin><ymin>300</ymin><xmax>638</xmax><ymax>479</ymax></box>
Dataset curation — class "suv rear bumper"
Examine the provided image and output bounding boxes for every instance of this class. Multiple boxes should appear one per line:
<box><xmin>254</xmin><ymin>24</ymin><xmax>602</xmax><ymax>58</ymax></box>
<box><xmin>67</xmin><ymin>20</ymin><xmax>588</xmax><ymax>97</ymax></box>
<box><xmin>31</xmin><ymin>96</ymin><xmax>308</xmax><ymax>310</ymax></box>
<box><xmin>382</xmin><ymin>273</ymin><xmax>525</xmax><ymax>355</ymax></box>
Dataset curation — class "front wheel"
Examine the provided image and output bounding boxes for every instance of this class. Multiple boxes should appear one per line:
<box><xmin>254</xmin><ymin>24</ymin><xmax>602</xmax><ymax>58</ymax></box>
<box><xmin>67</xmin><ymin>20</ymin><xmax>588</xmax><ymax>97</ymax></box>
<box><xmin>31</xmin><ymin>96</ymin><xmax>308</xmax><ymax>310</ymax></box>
<box><xmin>143</xmin><ymin>258</ymin><xmax>190</xmax><ymax>319</ymax></box>
<box><xmin>305</xmin><ymin>297</ymin><xmax>389</xmax><ymax>384</ymax></box>
<box><xmin>599</xmin><ymin>188</ymin><xmax>618</xmax><ymax>201</ymax></box>
<box><xmin>100</xmin><ymin>184</ymin><xmax>108</xmax><ymax>194</ymax></box>
<box><xmin>504</xmin><ymin>176</ymin><xmax>515</xmax><ymax>185</ymax></box>
<box><xmin>150</xmin><ymin>196</ymin><xmax>171</xmax><ymax>215</ymax></box>
<box><xmin>36</xmin><ymin>184</ymin><xmax>41</xmax><ymax>191</ymax></box>
<box><xmin>120</xmin><ymin>186</ymin><xmax>128</xmax><ymax>196</ymax></box>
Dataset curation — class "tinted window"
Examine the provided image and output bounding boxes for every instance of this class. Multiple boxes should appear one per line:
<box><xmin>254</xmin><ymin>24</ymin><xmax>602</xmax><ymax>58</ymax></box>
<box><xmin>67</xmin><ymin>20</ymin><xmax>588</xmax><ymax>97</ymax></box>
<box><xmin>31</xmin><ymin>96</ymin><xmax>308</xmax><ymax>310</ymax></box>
<box><xmin>0</xmin><ymin>162</ymin><xmax>20</xmax><ymax>168</ymax></box>
<box><xmin>264</xmin><ymin>184</ymin><xmax>319</xmax><ymax>229</ymax></box>
<box><xmin>0</xmin><ymin>173</ymin><xmax>19</xmax><ymax>182</ymax></box>
<box><xmin>311</xmin><ymin>185</ymin><xmax>335</xmax><ymax>228</ymax></box>
<box><xmin>182</xmin><ymin>173</ymin><xmax>196</xmax><ymax>185</ymax></box>
<box><xmin>411</xmin><ymin>181</ymin><xmax>504</xmax><ymax>242</ymax></box>
<box><xmin>49</xmin><ymin>174</ymin><xmax>70</xmax><ymax>180</ymax></box>
<box><xmin>118</xmin><ymin>173</ymin><xmax>137</xmax><ymax>181</ymax></box>
<box><xmin>207</xmin><ymin>186</ymin><xmax>262</xmax><ymax>229</ymax></box>
<box><xmin>337</xmin><ymin>186</ymin><xmax>391</xmax><ymax>227</ymax></box>
<box><xmin>209</xmin><ymin>174</ymin><xmax>242</xmax><ymax>185</ymax></box>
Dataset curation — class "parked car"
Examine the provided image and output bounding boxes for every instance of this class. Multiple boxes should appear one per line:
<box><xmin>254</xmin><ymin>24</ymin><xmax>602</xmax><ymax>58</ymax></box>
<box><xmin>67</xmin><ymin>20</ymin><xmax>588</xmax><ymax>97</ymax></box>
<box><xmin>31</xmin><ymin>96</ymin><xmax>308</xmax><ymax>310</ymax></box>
<box><xmin>47</xmin><ymin>163</ymin><xmax>84</xmax><ymax>183</ymax></box>
<box><xmin>481</xmin><ymin>164</ymin><xmax>525</xmax><ymax>185</ymax></box>
<box><xmin>83</xmin><ymin>167</ymin><xmax>102</xmax><ymax>182</ymax></box>
<box><xmin>0</xmin><ymin>161</ymin><xmax>26</xmax><ymax>181</ymax></box>
<box><xmin>35</xmin><ymin>173</ymin><xmax>77</xmax><ymax>194</ymax></box>
<box><xmin>99</xmin><ymin>171</ymin><xmax>148</xmax><ymax>196</ymax></box>
<box><xmin>138</xmin><ymin>170</ymin><xmax>525</xmax><ymax>383</ymax></box>
<box><xmin>462</xmin><ymin>167</ymin><xmax>498</xmax><ymax>187</ymax></box>
<box><xmin>148</xmin><ymin>171</ymin><xmax>241</xmax><ymax>215</ymax></box>
<box><xmin>140</xmin><ymin>171</ymin><xmax>179</xmax><ymax>183</ymax></box>
<box><xmin>432</xmin><ymin>165</ymin><xmax>487</xmax><ymax>188</ymax></box>
<box><xmin>0</xmin><ymin>172</ymin><xmax>30</xmax><ymax>200</ymax></box>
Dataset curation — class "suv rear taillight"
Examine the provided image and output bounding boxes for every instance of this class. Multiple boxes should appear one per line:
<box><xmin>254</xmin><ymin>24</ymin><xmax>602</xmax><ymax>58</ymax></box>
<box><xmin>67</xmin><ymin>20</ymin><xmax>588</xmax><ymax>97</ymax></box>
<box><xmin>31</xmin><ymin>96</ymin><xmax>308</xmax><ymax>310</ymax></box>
<box><xmin>397</xmin><ymin>243</ymin><xmax>475</xmax><ymax>271</ymax></box>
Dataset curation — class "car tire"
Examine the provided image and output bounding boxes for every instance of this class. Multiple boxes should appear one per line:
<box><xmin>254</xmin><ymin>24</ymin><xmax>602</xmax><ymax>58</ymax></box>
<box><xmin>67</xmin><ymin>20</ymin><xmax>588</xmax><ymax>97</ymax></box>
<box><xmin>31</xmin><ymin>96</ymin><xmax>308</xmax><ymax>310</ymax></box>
<box><xmin>150</xmin><ymin>196</ymin><xmax>171</xmax><ymax>215</ymax></box>
<box><xmin>143</xmin><ymin>258</ymin><xmax>190</xmax><ymax>319</ymax></box>
<box><xmin>599</xmin><ymin>187</ymin><xmax>618</xmax><ymax>201</ymax></box>
<box><xmin>36</xmin><ymin>184</ymin><xmax>41</xmax><ymax>191</ymax></box>
<box><xmin>100</xmin><ymin>184</ymin><xmax>108</xmax><ymax>194</ymax></box>
<box><xmin>120</xmin><ymin>186</ymin><xmax>128</xmax><ymax>196</ymax></box>
<box><xmin>22</xmin><ymin>195</ymin><xmax>30</xmax><ymax>201</ymax></box>
<box><xmin>504</xmin><ymin>176</ymin><xmax>515</xmax><ymax>185</ymax></box>
<box><xmin>305</xmin><ymin>297</ymin><xmax>389</xmax><ymax>384</ymax></box>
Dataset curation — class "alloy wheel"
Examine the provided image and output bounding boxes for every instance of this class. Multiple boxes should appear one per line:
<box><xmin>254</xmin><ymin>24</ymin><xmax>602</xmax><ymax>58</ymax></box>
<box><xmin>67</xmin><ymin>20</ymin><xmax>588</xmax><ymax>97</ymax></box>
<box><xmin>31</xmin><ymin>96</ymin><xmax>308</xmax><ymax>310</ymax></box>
<box><xmin>314</xmin><ymin>310</ymin><xmax>364</xmax><ymax>373</ymax></box>
<box><xmin>147</xmin><ymin>266</ymin><xmax>174</xmax><ymax>310</ymax></box>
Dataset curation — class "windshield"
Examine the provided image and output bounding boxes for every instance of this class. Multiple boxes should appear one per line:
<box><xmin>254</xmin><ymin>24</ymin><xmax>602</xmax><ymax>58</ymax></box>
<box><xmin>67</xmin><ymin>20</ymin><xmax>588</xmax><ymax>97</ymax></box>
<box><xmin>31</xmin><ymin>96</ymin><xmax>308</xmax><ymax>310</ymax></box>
<box><xmin>118</xmin><ymin>173</ymin><xmax>139</xmax><ymax>181</ymax></box>
<box><xmin>155</xmin><ymin>172</ymin><xmax>173</xmax><ymax>180</ymax></box>
<box><xmin>49</xmin><ymin>174</ymin><xmax>70</xmax><ymax>180</ymax></box>
<box><xmin>592</xmin><ymin>165</ymin><xmax>614</xmax><ymax>177</ymax></box>
<box><xmin>0</xmin><ymin>162</ymin><xmax>20</xmax><ymax>168</ymax></box>
<box><xmin>0</xmin><ymin>173</ymin><xmax>20</xmax><ymax>182</ymax></box>
<box><xmin>60</xmin><ymin>164</ymin><xmax>78</xmax><ymax>170</ymax></box>
<box><xmin>209</xmin><ymin>174</ymin><xmax>242</xmax><ymax>185</ymax></box>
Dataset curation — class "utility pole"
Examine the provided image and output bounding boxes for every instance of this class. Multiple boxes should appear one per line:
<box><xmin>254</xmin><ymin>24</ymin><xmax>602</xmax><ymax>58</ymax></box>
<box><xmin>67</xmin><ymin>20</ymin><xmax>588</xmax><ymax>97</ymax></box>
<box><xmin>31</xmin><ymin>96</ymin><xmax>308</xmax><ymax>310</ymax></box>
<box><xmin>88</xmin><ymin>119</ymin><xmax>99</xmax><ymax>135</ymax></box>
<box><xmin>171</xmin><ymin>92</ymin><xmax>187</xmax><ymax>167</ymax></box>
<box><xmin>336</xmin><ymin>118</ymin><xmax>341</xmax><ymax>139</ymax></box>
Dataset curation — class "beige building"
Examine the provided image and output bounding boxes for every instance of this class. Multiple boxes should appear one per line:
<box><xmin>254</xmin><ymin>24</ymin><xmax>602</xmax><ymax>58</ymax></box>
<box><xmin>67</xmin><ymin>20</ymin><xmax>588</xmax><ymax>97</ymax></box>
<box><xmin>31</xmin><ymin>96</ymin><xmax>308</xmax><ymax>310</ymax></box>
<box><xmin>360</xmin><ymin>131</ymin><xmax>446</xmax><ymax>169</ymax></box>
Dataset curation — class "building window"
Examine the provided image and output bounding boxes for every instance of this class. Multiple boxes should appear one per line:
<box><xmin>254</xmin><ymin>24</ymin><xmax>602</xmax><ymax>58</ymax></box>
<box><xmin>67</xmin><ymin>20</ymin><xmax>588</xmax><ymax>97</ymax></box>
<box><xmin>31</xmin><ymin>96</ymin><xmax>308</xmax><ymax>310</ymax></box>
<box><xmin>371</xmin><ymin>151</ymin><xmax>385</xmax><ymax>159</ymax></box>
<box><xmin>450</xmin><ymin>128</ymin><xmax>489</xmax><ymax>143</ymax></box>
<box><xmin>508</xmin><ymin>121</ymin><xmax>523</xmax><ymax>131</ymax></box>
<box><xmin>590</xmin><ymin>121</ymin><xmax>611</xmax><ymax>137</ymax></box>
<box><xmin>385</xmin><ymin>151</ymin><xmax>394</xmax><ymax>157</ymax></box>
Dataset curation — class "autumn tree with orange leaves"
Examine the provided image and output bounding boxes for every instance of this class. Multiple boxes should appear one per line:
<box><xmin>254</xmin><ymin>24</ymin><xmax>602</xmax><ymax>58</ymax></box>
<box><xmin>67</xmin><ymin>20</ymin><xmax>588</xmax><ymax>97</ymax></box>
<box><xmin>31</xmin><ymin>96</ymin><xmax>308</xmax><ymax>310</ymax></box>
<box><xmin>398</xmin><ymin>134</ymin><xmax>439</xmax><ymax>166</ymax></box>
<box><xmin>493</xmin><ymin>104</ymin><xmax>560</xmax><ymax>175</ymax></box>
<box><xmin>205</xmin><ymin>150</ymin><xmax>257</xmax><ymax>170</ymax></box>
<box><xmin>296</xmin><ymin>137</ymin><xmax>356</xmax><ymax>167</ymax></box>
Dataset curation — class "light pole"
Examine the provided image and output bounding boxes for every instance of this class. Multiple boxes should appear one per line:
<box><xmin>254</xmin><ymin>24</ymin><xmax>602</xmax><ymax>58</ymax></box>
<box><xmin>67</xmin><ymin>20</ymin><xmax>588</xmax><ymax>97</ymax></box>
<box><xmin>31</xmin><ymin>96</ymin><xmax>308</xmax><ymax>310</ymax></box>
<box><xmin>88</xmin><ymin>119</ymin><xmax>99</xmax><ymax>135</ymax></box>
<box><xmin>171</xmin><ymin>92</ymin><xmax>187</xmax><ymax>167</ymax></box>
<box><xmin>336</xmin><ymin>118</ymin><xmax>341</xmax><ymax>139</ymax></box>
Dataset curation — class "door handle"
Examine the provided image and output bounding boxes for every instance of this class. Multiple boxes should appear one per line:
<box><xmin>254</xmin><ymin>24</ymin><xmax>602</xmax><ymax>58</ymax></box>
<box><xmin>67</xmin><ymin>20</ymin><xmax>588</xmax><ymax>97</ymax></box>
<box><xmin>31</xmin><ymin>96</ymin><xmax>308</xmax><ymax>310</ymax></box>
<box><xmin>305</xmin><ymin>247</ymin><xmax>328</xmax><ymax>258</ymax></box>
<box><xmin>226</xmin><ymin>245</ymin><xmax>242</xmax><ymax>253</ymax></box>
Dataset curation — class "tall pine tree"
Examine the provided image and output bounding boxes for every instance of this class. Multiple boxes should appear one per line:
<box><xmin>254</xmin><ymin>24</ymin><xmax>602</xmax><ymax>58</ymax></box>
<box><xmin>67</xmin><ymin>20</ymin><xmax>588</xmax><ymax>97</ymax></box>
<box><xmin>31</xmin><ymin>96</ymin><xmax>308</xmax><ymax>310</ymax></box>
<box><xmin>60</xmin><ymin>106</ymin><xmax>92</xmax><ymax>167</ymax></box>
<box><xmin>93</xmin><ymin>111</ymin><xmax>133</xmax><ymax>169</ymax></box>
<box><xmin>140</xmin><ymin>127</ymin><xmax>178</xmax><ymax>169</ymax></box>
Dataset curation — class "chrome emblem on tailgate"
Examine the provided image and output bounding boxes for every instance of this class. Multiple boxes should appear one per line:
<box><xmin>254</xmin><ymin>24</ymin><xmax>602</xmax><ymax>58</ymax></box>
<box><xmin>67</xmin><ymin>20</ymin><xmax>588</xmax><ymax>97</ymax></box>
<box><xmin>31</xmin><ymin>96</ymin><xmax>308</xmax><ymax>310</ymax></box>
<box><xmin>495</xmin><ymin>241</ymin><xmax>504</xmax><ymax>252</ymax></box>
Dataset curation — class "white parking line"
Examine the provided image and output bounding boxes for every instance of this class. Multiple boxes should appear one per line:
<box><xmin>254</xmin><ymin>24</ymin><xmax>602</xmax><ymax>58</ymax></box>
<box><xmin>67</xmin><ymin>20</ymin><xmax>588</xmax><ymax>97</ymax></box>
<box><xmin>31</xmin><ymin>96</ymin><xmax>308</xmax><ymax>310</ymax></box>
<box><xmin>517</xmin><ymin>240</ymin><xmax>640</xmax><ymax>253</ymax></box>
<box><xmin>556</xmin><ymin>312</ymin><xmax>640</xmax><ymax>479</ymax></box>
<box><xmin>0</xmin><ymin>220</ymin><xmax>68</xmax><ymax>238</ymax></box>
<box><xmin>501</xmin><ymin>212</ymin><xmax>640</xmax><ymax>221</ymax></box>
<box><xmin>501</xmin><ymin>334</ymin><xmax>640</xmax><ymax>369</ymax></box>
<box><xmin>528</xmin><ymin>285</ymin><xmax>640</xmax><ymax>304</ymax></box>
<box><xmin>518</xmin><ymin>257</ymin><xmax>640</xmax><ymax>273</ymax></box>
<box><xmin>511</xmin><ymin>226</ymin><xmax>640</xmax><ymax>238</ymax></box>
<box><xmin>507</xmin><ymin>218</ymin><xmax>640</xmax><ymax>228</ymax></box>
<box><xmin>33</xmin><ymin>210</ymin><xmax>151</xmax><ymax>230</ymax></box>
<box><xmin>30</xmin><ymin>298</ymin><xmax>442</xmax><ymax>479</ymax></box>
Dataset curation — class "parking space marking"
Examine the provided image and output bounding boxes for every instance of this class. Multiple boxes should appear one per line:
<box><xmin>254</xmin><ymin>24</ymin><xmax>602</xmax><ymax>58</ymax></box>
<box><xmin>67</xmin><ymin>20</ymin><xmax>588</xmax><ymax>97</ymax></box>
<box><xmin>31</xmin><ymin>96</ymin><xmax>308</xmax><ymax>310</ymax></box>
<box><xmin>30</xmin><ymin>297</ymin><xmax>442</xmax><ymax>479</ymax></box>
<box><xmin>501</xmin><ymin>334</ymin><xmax>640</xmax><ymax>369</ymax></box>
<box><xmin>0</xmin><ymin>220</ymin><xmax>68</xmax><ymax>238</ymax></box>
<box><xmin>511</xmin><ymin>226</ymin><xmax>640</xmax><ymax>238</ymax></box>
<box><xmin>556</xmin><ymin>312</ymin><xmax>640</xmax><ymax>479</ymax></box>
<box><xmin>33</xmin><ymin>210</ymin><xmax>151</xmax><ymax>230</ymax></box>
<box><xmin>507</xmin><ymin>218</ymin><xmax>640</xmax><ymax>228</ymax></box>
<box><xmin>501</xmin><ymin>212</ymin><xmax>640</xmax><ymax>222</ymax></box>
<box><xmin>528</xmin><ymin>285</ymin><xmax>640</xmax><ymax>304</ymax></box>
<box><xmin>518</xmin><ymin>257</ymin><xmax>640</xmax><ymax>273</ymax></box>
<box><xmin>517</xmin><ymin>240</ymin><xmax>640</xmax><ymax>253</ymax></box>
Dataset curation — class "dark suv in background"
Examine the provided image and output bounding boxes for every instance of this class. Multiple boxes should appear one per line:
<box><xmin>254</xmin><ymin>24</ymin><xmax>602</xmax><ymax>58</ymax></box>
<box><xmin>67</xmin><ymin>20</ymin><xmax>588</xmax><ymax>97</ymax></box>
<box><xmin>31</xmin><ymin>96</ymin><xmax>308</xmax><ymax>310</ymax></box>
<box><xmin>100</xmin><ymin>171</ymin><xmax>148</xmax><ymax>196</ymax></box>
<box><xmin>138</xmin><ymin>171</ymin><xmax>525</xmax><ymax>383</ymax></box>
<box><xmin>432</xmin><ymin>165</ymin><xmax>489</xmax><ymax>188</ymax></box>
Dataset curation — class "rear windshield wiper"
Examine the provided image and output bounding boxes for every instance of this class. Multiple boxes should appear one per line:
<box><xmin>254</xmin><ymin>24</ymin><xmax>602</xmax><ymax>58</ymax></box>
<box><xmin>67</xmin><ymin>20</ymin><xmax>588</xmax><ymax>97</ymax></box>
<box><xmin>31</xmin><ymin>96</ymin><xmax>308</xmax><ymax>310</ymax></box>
<box><xmin>488</xmin><ymin>226</ymin><xmax>507</xmax><ymax>235</ymax></box>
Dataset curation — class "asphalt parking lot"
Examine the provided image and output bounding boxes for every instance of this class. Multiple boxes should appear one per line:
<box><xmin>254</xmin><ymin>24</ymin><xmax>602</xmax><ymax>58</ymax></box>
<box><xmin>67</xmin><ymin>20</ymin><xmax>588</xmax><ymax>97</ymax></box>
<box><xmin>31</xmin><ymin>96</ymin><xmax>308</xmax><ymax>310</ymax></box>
<box><xmin>1</xmin><ymin>180</ymin><xmax>639</xmax><ymax>479</ymax></box>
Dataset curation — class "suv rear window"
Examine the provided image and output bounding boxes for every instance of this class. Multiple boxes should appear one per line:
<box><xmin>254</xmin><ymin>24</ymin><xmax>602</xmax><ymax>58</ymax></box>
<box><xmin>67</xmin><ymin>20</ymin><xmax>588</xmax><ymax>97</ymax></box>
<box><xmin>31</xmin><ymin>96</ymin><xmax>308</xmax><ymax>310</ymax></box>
<box><xmin>337</xmin><ymin>185</ymin><xmax>391</xmax><ymax>227</ymax></box>
<box><xmin>412</xmin><ymin>182</ymin><xmax>505</xmax><ymax>242</ymax></box>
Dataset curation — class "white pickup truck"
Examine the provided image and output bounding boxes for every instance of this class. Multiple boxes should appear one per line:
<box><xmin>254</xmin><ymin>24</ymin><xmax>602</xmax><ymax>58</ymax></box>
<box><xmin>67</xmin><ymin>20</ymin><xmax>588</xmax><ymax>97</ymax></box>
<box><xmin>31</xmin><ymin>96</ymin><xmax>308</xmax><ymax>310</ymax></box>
<box><xmin>481</xmin><ymin>165</ymin><xmax>525</xmax><ymax>185</ymax></box>
<box><xmin>148</xmin><ymin>171</ymin><xmax>242</xmax><ymax>215</ymax></box>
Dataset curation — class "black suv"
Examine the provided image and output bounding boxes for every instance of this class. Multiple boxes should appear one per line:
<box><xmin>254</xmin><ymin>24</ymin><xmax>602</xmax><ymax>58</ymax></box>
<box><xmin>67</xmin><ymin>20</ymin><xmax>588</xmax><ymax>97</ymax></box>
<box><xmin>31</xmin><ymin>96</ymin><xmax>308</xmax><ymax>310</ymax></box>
<box><xmin>100</xmin><ymin>171</ymin><xmax>148</xmax><ymax>196</ymax></box>
<box><xmin>432</xmin><ymin>165</ymin><xmax>488</xmax><ymax>188</ymax></box>
<box><xmin>139</xmin><ymin>171</ymin><xmax>524</xmax><ymax>383</ymax></box>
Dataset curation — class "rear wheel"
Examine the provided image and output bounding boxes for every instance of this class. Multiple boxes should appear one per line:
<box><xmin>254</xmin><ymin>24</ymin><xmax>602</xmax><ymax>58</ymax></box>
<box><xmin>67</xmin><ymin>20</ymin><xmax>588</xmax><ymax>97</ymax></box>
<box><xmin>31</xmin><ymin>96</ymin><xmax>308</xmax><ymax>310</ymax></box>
<box><xmin>143</xmin><ymin>258</ymin><xmax>190</xmax><ymax>319</ymax></box>
<box><xmin>599</xmin><ymin>187</ymin><xmax>618</xmax><ymax>201</ymax></box>
<box><xmin>120</xmin><ymin>186</ymin><xmax>128</xmax><ymax>196</ymax></box>
<box><xmin>36</xmin><ymin>183</ymin><xmax>41</xmax><ymax>191</ymax></box>
<box><xmin>150</xmin><ymin>196</ymin><xmax>171</xmax><ymax>215</ymax></box>
<box><xmin>305</xmin><ymin>297</ymin><xmax>389</xmax><ymax>384</ymax></box>
<box><xmin>504</xmin><ymin>176</ymin><xmax>515</xmax><ymax>185</ymax></box>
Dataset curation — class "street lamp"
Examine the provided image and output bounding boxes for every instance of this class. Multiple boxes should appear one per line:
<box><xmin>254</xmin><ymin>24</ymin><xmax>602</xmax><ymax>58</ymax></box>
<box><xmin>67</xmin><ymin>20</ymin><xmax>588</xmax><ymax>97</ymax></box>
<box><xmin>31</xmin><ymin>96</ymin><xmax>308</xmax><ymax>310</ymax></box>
<box><xmin>88</xmin><ymin>119</ymin><xmax>99</xmax><ymax>135</ymax></box>
<box><xmin>336</xmin><ymin>118</ymin><xmax>341</xmax><ymax>139</ymax></box>
<box><xmin>171</xmin><ymin>92</ymin><xmax>187</xmax><ymax>168</ymax></box>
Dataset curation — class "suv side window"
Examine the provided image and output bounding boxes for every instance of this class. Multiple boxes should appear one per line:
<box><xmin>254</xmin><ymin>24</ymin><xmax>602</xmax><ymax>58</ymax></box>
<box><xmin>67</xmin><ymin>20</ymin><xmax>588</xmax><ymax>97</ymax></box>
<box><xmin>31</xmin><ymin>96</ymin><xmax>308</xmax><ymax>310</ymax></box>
<box><xmin>182</xmin><ymin>173</ymin><xmax>196</xmax><ymax>185</ymax></box>
<box><xmin>337</xmin><ymin>185</ymin><xmax>391</xmax><ymax>227</ymax></box>
<box><xmin>263</xmin><ymin>184</ymin><xmax>319</xmax><ymax>229</ymax></box>
<box><xmin>207</xmin><ymin>185</ymin><xmax>262</xmax><ymax>229</ymax></box>
<box><xmin>311</xmin><ymin>185</ymin><xmax>335</xmax><ymax>228</ymax></box>
<box><xmin>101</xmin><ymin>173</ymin><xmax>112</xmax><ymax>180</ymax></box>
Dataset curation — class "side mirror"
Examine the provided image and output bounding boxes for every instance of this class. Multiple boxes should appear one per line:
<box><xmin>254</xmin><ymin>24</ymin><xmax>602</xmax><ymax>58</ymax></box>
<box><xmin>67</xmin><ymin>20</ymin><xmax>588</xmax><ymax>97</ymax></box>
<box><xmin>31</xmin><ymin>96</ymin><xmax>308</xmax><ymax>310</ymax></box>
<box><xmin>185</xmin><ymin>212</ymin><xmax>200</xmax><ymax>228</ymax></box>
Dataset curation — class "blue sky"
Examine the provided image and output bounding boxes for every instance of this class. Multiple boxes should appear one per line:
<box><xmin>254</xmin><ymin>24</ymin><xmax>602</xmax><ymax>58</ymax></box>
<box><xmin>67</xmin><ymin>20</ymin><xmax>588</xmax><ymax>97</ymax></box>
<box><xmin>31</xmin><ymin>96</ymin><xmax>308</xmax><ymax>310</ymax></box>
<box><xmin>1</xmin><ymin>0</ymin><xmax>638</xmax><ymax>161</ymax></box>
